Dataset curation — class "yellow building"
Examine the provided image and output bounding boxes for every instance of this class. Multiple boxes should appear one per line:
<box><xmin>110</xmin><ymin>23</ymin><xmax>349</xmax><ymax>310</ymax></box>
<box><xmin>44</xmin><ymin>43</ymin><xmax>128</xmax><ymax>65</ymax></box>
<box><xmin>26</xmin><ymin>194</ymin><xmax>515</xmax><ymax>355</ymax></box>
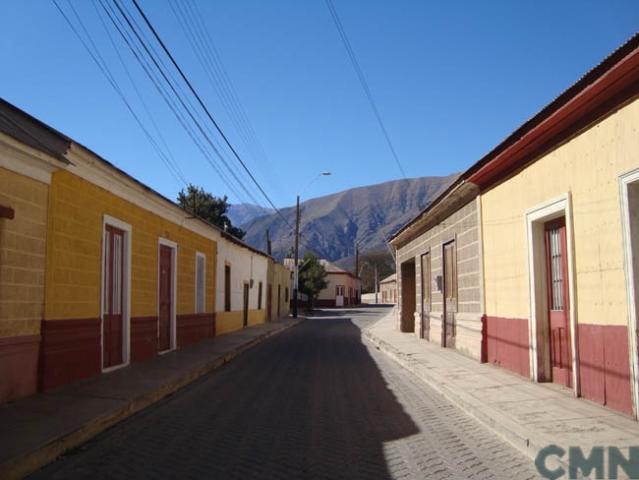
<box><xmin>214</xmin><ymin>232</ymin><xmax>274</xmax><ymax>335</ymax></box>
<box><xmin>0</xmin><ymin>99</ymin><xmax>289</xmax><ymax>402</ymax></box>
<box><xmin>267</xmin><ymin>259</ymin><xmax>291</xmax><ymax>321</ymax></box>
<box><xmin>41</xmin><ymin>142</ymin><xmax>218</xmax><ymax>390</ymax></box>
<box><xmin>392</xmin><ymin>34</ymin><xmax>639</xmax><ymax>417</ymax></box>
<box><xmin>475</xmin><ymin>35</ymin><xmax>639</xmax><ymax>416</ymax></box>
<box><xmin>0</xmin><ymin>101</ymin><xmax>70</xmax><ymax>403</ymax></box>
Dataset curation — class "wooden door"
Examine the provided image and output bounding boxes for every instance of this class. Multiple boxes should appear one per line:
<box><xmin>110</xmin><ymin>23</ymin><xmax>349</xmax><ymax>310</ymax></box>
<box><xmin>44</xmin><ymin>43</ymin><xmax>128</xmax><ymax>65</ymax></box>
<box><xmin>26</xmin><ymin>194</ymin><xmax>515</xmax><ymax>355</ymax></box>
<box><xmin>158</xmin><ymin>245</ymin><xmax>172</xmax><ymax>351</ymax></box>
<box><xmin>443</xmin><ymin>241</ymin><xmax>457</xmax><ymax>348</ymax></box>
<box><xmin>243</xmin><ymin>283</ymin><xmax>249</xmax><ymax>327</ymax></box>
<box><xmin>545</xmin><ymin>218</ymin><xmax>572</xmax><ymax>387</ymax></box>
<box><xmin>103</xmin><ymin>225</ymin><xmax>125</xmax><ymax>368</ymax></box>
<box><xmin>420</xmin><ymin>252</ymin><xmax>431</xmax><ymax>340</ymax></box>
<box><xmin>267</xmin><ymin>284</ymin><xmax>272</xmax><ymax>321</ymax></box>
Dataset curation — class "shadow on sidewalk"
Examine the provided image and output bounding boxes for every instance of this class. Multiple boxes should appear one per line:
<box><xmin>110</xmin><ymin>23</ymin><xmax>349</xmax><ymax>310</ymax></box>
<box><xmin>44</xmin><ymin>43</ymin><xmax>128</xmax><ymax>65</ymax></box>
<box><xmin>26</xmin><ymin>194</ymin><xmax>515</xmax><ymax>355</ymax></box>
<box><xmin>30</xmin><ymin>318</ymin><xmax>419</xmax><ymax>480</ymax></box>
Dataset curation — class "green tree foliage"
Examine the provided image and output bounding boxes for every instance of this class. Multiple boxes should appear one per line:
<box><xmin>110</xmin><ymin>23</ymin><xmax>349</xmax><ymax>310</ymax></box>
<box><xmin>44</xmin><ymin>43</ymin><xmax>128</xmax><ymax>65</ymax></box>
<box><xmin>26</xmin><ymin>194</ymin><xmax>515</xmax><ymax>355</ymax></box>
<box><xmin>359</xmin><ymin>250</ymin><xmax>395</xmax><ymax>293</ymax></box>
<box><xmin>177</xmin><ymin>184</ymin><xmax>246</xmax><ymax>239</ymax></box>
<box><xmin>299</xmin><ymin>252</ymin><xmax>328</xmax><ymax>308</ymax></box>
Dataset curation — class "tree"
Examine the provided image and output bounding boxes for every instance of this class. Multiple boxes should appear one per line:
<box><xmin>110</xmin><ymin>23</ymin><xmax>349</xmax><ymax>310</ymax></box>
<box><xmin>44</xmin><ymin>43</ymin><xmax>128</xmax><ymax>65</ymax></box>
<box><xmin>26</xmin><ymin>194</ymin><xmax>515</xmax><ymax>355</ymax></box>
<box><xmin>177</xmin><ymin>184</ymin><xmax>245</xmax><ymax>239</ymax></box>
<box><xmin>358</xmin><ymin>250</ymin><xmax>395</xmax><ymax>293</ymax></box>
<box><xmin>298</xmin><ymin>252</ymin><xmax>328</xmax><ymax>309</ymax></box>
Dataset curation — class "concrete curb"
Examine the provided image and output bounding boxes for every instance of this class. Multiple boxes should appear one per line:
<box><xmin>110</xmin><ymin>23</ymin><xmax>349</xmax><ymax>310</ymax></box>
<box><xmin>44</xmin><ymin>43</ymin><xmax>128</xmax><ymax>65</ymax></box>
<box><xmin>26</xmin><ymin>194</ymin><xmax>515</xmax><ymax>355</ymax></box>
<box><xmin>363</xmin><ymin>327</ymin><xmax>569</xmax><ymax>475</ymax></box>
<box><xmin>2</xmin><ymin>319</ymin><xmax>303</xmax><ymax>480</ymax></box>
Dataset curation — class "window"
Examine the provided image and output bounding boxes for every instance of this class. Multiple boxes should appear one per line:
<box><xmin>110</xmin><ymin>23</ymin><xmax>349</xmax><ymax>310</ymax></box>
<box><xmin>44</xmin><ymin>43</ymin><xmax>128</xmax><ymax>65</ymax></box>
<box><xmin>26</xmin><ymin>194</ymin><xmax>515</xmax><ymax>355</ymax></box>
<box><xmin>421</xmin><ymin>251</ymin><xmax>431</xmax><ymax>312</ymax></box>
<box><xmin>195</xmin><ymin>252</ymin><xmax>206</xmax><ymax>313</ymax></box>
<box><xmin>547</xmin><ymin>226</ymin><xmax>564</xmax><ymax>311</ymax></box>
<box><xmin>258</xmin><ymin>281</ymin><xmax>263</xmax><ymax>309</ymax></box>
<box><xmin>285</xmin><ymin>287</ymin><xmax>289</xmax><ymax>302</ymax></box>
<box><xmin>336</xmin><ymin>285</ymin><xmax>344</xmax><ymax>296</ymax></box>
<box><xmin>224</xmin><ymin>264</ymin><xmax>231</xmax><ymax>312</ymax></box>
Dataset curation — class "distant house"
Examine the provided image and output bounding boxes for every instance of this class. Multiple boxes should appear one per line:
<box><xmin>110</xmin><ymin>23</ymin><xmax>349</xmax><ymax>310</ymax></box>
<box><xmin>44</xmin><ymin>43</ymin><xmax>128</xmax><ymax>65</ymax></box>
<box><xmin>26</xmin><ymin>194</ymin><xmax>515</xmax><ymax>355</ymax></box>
<box><xmin>317</xmin><ymin>260</ymin><xmax>361</xmax><ymax>307</ymax></box>
<box><xmin>284</xmin><ymin>258</ymin><xmax>361</xmax><ymax>307</ymax></box>
<box><xmin>379</xmin><ymin>274</ymin><xmax>397</xmax><ymax>304</ymax></box>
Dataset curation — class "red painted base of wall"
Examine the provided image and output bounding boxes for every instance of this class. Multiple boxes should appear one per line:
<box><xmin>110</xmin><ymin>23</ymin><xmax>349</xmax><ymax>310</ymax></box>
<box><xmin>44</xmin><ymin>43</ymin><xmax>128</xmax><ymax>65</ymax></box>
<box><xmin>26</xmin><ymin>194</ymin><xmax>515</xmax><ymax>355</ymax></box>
<box><xmin>131</xmin><ymin>316</ymin><xmax>158</xmax><ymax>363</ymax></box>
<box><xmin>484</xmin><ymin>316</ymin><xmax>530</xmax><ymax>378</ymax></box>
<box><xmin>0</xmin><ymin>334</ymin><xmax>40</xmax><ymax>404</ymax></box>
<box><xmin>578</xmin><ymin>324</ymin><xmax>633</xmax><ymax>416</ymax></box>
<box><xmin>40</xmin><ymin>318</ymin><xmax>101</xmax><ymax>391</ymax></box>
<box><xmin>177</xmin><ymin>313</ymin><xmax>215</xmax><ymax>348</ymax></box>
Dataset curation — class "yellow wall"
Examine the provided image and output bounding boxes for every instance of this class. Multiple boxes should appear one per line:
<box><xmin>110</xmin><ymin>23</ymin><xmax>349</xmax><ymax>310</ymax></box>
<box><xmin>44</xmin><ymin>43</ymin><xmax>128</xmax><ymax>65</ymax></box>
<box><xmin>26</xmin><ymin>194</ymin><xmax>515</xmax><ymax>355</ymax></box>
<box><xmin>268</xmin><ymin>261</ymin><xmax>291</xmax><ymax>318</ymax></box>
<box><xmin>0</xmin><ymin>167</ymin><xmax>49</xmax><ymax>337</ymax></box>
<box><xmin>216</xmin><ymin>309</ymin><xmax>264</xmax><ymax>334</ymax></box>
<box><xmin>482</xmin><ymin>96</ymin><xmax>639</xmax><ymax>326</ymax></box>
<box><xmin>248</xmin><ymin>309</ymin><xmax>266</xmax><ymax>326</ymax></box>
<box><xmin>45</xmin><ymin>170</ymin><xmax>216</xmax><ymax>320</ymax></box>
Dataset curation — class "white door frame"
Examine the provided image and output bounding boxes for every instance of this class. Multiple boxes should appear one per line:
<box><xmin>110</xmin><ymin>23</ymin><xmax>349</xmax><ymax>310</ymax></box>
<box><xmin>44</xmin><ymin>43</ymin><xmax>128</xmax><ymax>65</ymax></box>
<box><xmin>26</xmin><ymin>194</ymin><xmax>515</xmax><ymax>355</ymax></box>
<box><xmin>158</xmin><ymin>237</ymin><xmax>178</xmax><ymax>353</ymax></box>
<box><xmin>620</xmin><ymin>167</ymin><xmax>639</xmax><ymax>418</ymax></box>
<box><xmin>525</xmin><ymin>193</ymin><xmax>579</xmax><ymax>395</ymax></box>
<box><xmin>100</xmin><ymin>214</ymin><xmax>132</xmax><ymax>372</ymax></box>
<box><xmin>336</xmin><ymin>285</ymin><xmax>344</xmax><ymax>307</ymax></box>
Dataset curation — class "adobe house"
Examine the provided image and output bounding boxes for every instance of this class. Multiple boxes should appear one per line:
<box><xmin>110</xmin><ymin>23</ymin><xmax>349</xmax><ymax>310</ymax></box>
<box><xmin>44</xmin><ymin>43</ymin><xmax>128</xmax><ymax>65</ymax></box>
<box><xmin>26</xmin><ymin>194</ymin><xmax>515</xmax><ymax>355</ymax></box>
<box><xmin>315</xmin><ymin>260</ymin><xmax>361</xmax><ymax>307</ymax></box>
<box><xmin>390</xmin><ymin>180</ymin><xmax>484</xmax><ymax>360</ymax></box>
<box><xmin>379</xmin><ymin>273</ymin><xmax>397</xmax><ymax>304</ymax></box>
<box><xmin>0</xmin><ymin>99</ymin><xmax>287</xmax><ymax>402</ymax></box>
<box><xmin>475</xmin><ymin>34</ymin><xmax>639</xmax><ymax>416</ymax></box>
<box><xmin>266</xmin><ymin>259</ymin><xmax>291</xmax><ymax>321</ymax></box>
<box><xmin>392</xmin><ymin>33</ymin><xmax>639</xmax><ymax>417</ymax></box>
<box><xmin>285</xmin><ymin>258</ymin><xmax>361</xmax><ymax>307</ymax></box>
<box><xmin>0</xmin><ymin>100</ymin><xmax>71</xmax><ymax>403</ymax></box>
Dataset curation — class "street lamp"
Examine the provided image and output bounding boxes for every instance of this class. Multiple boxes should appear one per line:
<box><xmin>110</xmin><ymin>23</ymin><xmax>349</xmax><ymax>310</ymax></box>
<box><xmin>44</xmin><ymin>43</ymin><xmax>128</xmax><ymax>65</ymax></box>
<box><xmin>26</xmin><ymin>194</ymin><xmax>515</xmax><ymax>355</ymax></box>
<box><xmin>293</xmin><ymin>171</ymin><xmax>331</xmax><ymax>318</ymax></box>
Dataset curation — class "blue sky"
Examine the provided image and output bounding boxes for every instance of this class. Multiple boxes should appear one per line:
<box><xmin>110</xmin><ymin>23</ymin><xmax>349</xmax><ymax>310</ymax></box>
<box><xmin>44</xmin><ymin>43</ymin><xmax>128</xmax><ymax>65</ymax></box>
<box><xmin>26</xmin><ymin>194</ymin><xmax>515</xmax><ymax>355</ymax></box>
<box><xmin>1</xmin><ymin>1</ymin><xmax>637</xmax><ymax>208</ymax></box>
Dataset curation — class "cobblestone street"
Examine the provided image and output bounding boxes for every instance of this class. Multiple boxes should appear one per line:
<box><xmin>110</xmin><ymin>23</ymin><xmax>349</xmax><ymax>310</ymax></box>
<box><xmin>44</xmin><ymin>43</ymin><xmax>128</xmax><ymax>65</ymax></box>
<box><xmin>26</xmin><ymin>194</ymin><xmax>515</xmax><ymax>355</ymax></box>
<box><xmin>32</xmin><ymin>307</ymin><xmax>538</xmax><ymax>479</ymax></box>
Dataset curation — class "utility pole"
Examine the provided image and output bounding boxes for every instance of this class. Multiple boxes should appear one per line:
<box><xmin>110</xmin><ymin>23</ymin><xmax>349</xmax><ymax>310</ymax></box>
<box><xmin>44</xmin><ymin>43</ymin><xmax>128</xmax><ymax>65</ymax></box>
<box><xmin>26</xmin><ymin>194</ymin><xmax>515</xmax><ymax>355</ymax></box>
<box><xmin>374</xmin><ymin>264</ymin><xmax>379</xmax><ymax>304</ymax></box>
<box><xmin>355</xmin><ymin>243</ymin><xmax>359</xmax><ymax>278</ymax></box>
<box><xmin>293</xmin><ymin>195</ymin><xmax>300</xmax><ymax>318</ymax></box>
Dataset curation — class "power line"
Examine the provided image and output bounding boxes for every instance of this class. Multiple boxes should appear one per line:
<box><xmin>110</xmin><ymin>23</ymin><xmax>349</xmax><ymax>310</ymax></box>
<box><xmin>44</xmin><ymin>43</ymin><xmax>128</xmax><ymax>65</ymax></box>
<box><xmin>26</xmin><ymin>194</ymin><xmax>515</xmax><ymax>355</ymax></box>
<box><xmin>110</xmin><ymin>0</ymin><xmax>264</xmax><ymax>206</ymax></box>
<box><xmin>91</xmin><ymin>0</ymin><xmax>187</xmax><ymax>185</ymax></box>
<box><xmin>177</xmin><ymin>0</ymin><xmax>281</xmax><ymax>189</ymax></box>
<box><xmin>130</xmin><ymin>0</ymin><xmax>294</xmax><ymax>229</ymax></box>
<box><xmin>97</xmin><ymin>0</ymin><xmax>249</xmax><ymax>203</ymax></box>
<box><xmin>52</xmin><ymin>0</ymin><xmax>186</xmax><ymax>188</ymax></box>
<box><xmin>324</xmin><ymin>0</ymin><xmax>407</xmax><ymax>179</ymax></box>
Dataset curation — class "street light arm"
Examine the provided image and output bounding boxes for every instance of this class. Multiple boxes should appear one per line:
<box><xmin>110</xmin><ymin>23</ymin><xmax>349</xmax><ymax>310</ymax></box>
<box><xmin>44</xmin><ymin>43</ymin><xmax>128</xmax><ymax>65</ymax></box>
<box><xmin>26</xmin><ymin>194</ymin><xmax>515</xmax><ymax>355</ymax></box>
<box><xmin>299</xmin><ymin>171</ymin><xmax>331</xmax><ymax>197</ymax></box>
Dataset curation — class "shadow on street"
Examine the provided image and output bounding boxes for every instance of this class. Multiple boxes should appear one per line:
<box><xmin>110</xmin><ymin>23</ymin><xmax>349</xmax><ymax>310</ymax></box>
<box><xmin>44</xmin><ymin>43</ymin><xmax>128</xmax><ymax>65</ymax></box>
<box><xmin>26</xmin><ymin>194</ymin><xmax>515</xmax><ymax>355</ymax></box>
<box><xmin>31</xmin><ymin>314</ymin><xmax>419</xmax><ymax>479</ymax></box>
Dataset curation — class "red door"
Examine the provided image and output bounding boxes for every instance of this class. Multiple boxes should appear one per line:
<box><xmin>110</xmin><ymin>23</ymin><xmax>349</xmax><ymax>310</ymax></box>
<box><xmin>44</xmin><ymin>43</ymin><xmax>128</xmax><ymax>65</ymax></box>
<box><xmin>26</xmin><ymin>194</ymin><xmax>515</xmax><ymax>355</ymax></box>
<box><xmin>103</xmin><ymin>225</ymin><xmax>124</xmax><ymax>368</ymax></box>
<box><xmin>545</xmin><ymin>218</ymin><xmax>572</xmax><ymax>387</ymax></box>
<box><xmin>158</xmin><ymin>245</ymin><xmax>172</xmax><ymax>351</ymax></box>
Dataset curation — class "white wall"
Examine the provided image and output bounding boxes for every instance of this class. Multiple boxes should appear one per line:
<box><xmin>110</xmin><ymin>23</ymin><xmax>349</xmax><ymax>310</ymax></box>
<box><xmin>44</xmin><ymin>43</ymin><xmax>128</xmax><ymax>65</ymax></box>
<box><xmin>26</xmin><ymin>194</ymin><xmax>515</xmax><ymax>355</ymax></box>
<box><xmin>215</xmin><ymin>239</ymin><xmax>269</xmax><ymax>312</ymax></box>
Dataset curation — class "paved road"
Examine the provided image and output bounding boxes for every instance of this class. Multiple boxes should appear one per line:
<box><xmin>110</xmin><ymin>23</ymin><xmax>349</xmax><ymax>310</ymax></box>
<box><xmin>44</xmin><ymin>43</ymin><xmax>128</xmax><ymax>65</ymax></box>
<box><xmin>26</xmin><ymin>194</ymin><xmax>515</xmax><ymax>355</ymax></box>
<box><xmin>32</xmin><ymin>307</ymin><xmax>538</xmax><ymax>479</ymax></box>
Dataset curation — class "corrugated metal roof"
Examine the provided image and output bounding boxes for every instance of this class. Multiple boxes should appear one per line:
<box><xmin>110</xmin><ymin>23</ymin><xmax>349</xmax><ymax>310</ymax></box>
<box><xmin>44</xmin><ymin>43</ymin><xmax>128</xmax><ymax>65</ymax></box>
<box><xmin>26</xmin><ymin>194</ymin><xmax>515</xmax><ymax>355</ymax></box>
<box><xmin>391</xmin><ymin>32</ymin><xmax>639</xmax><ymax>244</ymax></box>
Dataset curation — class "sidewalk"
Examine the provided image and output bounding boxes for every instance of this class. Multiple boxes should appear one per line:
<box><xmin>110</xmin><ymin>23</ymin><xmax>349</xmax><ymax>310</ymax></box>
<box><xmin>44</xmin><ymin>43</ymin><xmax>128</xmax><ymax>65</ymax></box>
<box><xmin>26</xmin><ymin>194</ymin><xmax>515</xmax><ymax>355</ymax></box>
<box><xmin>0</xmin><ymin>318</ymin><xmax>301</xmax><ymax>480</ymax></box>
<box><xmin>363</xmin><ymin>309</ymin><xmax>639</xmax><ymax>470</ymax></box>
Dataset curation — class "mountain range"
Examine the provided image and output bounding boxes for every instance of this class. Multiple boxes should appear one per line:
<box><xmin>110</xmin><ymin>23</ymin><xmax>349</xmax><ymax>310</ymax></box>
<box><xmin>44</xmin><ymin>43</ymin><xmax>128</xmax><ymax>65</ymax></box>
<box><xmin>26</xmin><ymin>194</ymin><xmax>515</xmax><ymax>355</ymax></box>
<box><xmin>227</xmin><ymin>203</ymin><xmax>273</xmax><ymax>227</ymax></box>
<box><xmin>236</xmin><ymin>175</ymin><xmax>458</xmax><ymax>263</ymax></box>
